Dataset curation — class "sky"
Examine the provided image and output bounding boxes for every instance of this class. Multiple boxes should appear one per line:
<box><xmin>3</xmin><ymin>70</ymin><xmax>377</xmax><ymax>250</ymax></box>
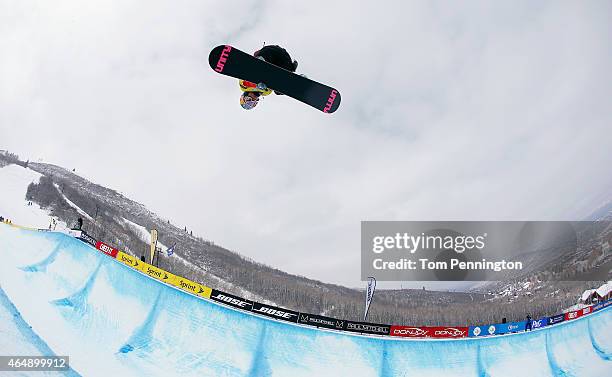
<box><xmin>1</xmin><ymin>0</ymin><xmax>611</xmax><ymax>288</ymax></box>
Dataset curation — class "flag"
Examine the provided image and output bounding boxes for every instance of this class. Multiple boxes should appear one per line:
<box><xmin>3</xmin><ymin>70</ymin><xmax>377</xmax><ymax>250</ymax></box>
<box><xmin>165</xmin><ymin>244</ymin><xmax>175</xmax><ymax>257</ymax></box>
<box><xmin>364</xmin><ymin>276</ymin><xmax>377</xmax><ymax>321</ymax></box>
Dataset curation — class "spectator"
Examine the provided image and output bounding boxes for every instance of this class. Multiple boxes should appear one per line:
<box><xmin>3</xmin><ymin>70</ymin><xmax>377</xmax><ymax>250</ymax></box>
<box><xmin>525</xmin><ymin>314</ymin><xmax>532</xmax><ymax>331</ymax></box>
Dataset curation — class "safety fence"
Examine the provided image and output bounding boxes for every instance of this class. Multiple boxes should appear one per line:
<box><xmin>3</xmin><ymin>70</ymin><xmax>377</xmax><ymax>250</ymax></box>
<box><xmin>3</xmin><ymin>220</ymin><xmax>610</xmax><ymax>339</ymax></box>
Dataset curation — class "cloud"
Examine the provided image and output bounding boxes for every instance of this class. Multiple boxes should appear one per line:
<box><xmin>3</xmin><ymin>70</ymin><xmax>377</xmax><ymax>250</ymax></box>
<box><xmin>1</xmin><ymin>0</ymin><xmax>611</xmax><ymax>287</ymax></box>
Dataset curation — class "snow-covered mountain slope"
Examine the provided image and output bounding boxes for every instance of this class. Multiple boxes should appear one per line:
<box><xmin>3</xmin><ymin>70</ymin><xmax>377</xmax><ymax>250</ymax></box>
<box><xmin>0</xmin><ymin>164</ymin><xmax>62</xmax><ymax>229</ymax></box>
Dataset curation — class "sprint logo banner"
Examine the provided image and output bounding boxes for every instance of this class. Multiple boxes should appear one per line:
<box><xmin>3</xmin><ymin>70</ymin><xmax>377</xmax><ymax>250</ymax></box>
<box><xmin>171</xmin><ymin>277</ymin><xmax>211</xmax><ymax>299</ymax></box>
<box><xmin>141</xmin><ymin>262</ymin><xmax>177</xmax><ymax>285</ymax></box>
<box><xmin>117</xmin><ymin>251</ymin><xmax>144</xmax><ymax>271</ymax></box>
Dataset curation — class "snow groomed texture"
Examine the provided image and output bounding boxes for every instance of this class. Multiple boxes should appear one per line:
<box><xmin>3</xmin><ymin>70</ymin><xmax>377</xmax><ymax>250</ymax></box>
<box><xmin>0</xmin><ymin>224</ymin><xmax>610</xmax><ymax>376</ymax></box>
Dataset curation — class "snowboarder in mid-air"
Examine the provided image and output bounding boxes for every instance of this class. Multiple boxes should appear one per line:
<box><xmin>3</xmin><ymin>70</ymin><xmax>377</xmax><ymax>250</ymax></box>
<box><xmin>239</xmin><ymin>45</ymin><xmax>299</xmax><ymax>110</ymax></box>
<box><xmin>209</xmin><ymin>44</ymin><xmax>340</xmax><ymax>113</ymax></box>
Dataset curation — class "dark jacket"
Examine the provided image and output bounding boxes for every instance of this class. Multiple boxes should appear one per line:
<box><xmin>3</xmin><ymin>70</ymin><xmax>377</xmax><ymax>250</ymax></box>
<box><xmin>254</xmin><ymin>45</ymin><xmax>297</xmax><ymax>72</ymax></box>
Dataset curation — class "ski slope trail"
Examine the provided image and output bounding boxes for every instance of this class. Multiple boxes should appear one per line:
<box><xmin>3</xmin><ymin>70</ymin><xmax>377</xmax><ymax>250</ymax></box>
<box><xmin>0</xmin><ymin>225</ymin><xmax>610</xmax><ymax>376</ymax></box>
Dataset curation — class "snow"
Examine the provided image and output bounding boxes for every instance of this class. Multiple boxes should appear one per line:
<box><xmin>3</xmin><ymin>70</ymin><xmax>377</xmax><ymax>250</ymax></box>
<box><xmin>121</xmin><ymin>217</ymin><xmax>174</xmax><ymax>261</ymax></box>
<box><xmin>581</xmin><ymin>289</ymin><xmax>596</xmax><ymax>302</ymax></box>
<box><xmin>595</xmin><ymin>281</ymin><xmax>612</xmax><ymax>298</ymax></box>
<box><xmin>121</xmin><ymin>217</ymin><xmax>168</xmax><ymax>251</ymax></box>
<box><xmin>0</xmin><ymin>164</ymin><xmax>66</xmax><ymax>229</ymax></box>
<box><xmin>56</xmin><ymin>184</ymin><xmax>94</xmax><ymax>222</ymax></box>
<box><xmin>122</xmin><ymin>217</ymin><xmax>153</xmax><ymax>243</ymax></box>
<box><xmin>0</xmin><ymin>227</ymin><xmax>610</xmax><ymax>376</ymax></box>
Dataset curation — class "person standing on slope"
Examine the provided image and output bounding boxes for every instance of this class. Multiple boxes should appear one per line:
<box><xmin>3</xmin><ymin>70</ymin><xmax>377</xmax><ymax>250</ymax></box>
<box><xmin>239</xmin><ymin>45</ymin><xmax>299</xmax><ymax>110</ymax></box>
<box><xmin>525</xmin><ymin>314</ymin><xmax>532</xmax><ymax>331</ymax></box>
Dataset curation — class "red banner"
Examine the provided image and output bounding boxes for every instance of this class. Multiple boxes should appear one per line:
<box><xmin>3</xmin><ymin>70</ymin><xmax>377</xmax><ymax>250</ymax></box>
<box><xmin>427</xmin><ymin>326</ymin><xmax>469</xmax><ymax>338</ymax></box>
<box><xmin>390</xmin><ymin>326</ymin><xmax>468</xmax><ymax>338</ymax></box>
<box><xmin>581</xmin><ymin>306</ymin><xmax>592</xmax><ymax>316</ymax></box>
<box><xmin>96</xmin><ymin>241</ymin><xmax>118</xmax><ymax>258</ymax></box>
<box><xmin>564</xmin><ymin>309</ymin><xmax>583</xmax><ymax>321</ymax></box>
<box><xmin>390</xmin><ymin>326</ymin><xmax>430</xmax><ymax>338</ymax></box>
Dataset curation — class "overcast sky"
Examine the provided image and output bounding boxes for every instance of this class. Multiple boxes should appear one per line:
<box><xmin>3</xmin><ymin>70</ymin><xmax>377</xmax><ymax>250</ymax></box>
<box><xmin>1</xmin><ymin>1</ymin><xmax>611</xmax><ymax>288</ymax></box>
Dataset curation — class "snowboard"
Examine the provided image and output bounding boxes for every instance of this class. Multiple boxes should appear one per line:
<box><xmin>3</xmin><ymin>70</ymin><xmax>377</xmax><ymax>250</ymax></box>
<box><xmin>208</xmin><ymin>45</ymin><xmax>341</xmax><ymax>114</ymax></box>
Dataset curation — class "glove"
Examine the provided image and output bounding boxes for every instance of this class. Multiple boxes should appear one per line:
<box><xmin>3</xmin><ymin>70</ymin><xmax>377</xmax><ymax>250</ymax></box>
<box><xmin>256</xmin><ymin>82</ymin><xmax>268</xmax><ymax>91</ymax></box>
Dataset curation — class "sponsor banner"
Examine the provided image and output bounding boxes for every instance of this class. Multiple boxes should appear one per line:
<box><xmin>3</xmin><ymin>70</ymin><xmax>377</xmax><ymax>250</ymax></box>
<box><xmin>77</xmin><ymin>231</ymin><xmax>97</xmax><ymax>247</ymax></box>
<box><xmin>469</xmin><ymin>324</ymin><xmax>498</xmax><ymax>337</ymax></box>
<box><xmin>530</xmin><ymin>317</ymin><xmax>549</xmax><ymax>330</ymax></box>
<box><xmin>116</xmin><ymin>251</ymin><xmax>144</xmax><ymax>271</ymax></box>
<box><xmin>210</xmin><ymin>290</ymin><xmax>253</xmax><ymax>311</ymax></box>
<box><xmin>344</xmin><ymin>320</ymin><xmax>390</xmax><ymax>335</ymax></box>
<box><xmin>581</xmin><ymin>306</ymin><xmax>593</xmax><ymax>316</ymax></box>
<box><xmin>171</xmin><ymin>277</ymin><xmax>211</xmax><ymax>299</ymax></box>
<box><xmin>564</xmin><ymin>309</ymin><xmax>583</xmax><ymax>321</ymax></box>
<box><xmin>392</xmin><ymin>326</ymin><xmax>467</xmax><ymax>338</ymax></box>
<box><xmin>469</xmin><ymin>321</ymin><xmax>526</xmax><ymax>337</ymax></box>
<box><xmin>593</xmin><ymin>303</ymin><xmax>604</xmax><ymax>312</ymax></box>
<box><xmin>548</xmin><ymin>314</ymin><xmax>565</xmax><ymax>325</ymax></box>
<box><xmin>140</xmin><ymin>263</ymin><xmax>177</xmax><ymax>285</ymax></box>
<box><xmin>503</xmin><ymin>321</ymin><xmax>526</xmax><ymax>333</ymax></box>
<box><xmin>251</xmin><ymin>302</ymin><xmax>299</xmax><ymax>323</ymax></box>
<box><xmin>95</xmin><ymin>241</ymin><xmax>118</xmax><ymax>258</ymax></box>
<box><xmin>37</xmin><ymin>228</ymin><xmax>51</xmax><ymax>232</ymax></box>
<box><xmin>298</xmin><ymin>313</ymin><xmax>345</xmax><ymax>331</ymax></box>
<box><xmin>391</xmin><ymin>326</ymin><xmax>430</xmax><ymax>338</ymax></box>
<box><xmin>605</xmin><ymin>299</ymin><xmax>611</xmax><ymax>308</ymax></box>
<box><xmin>428</xmin><ymin>326</ymin><xmax>469</xmax><ymax>338</ymax></box>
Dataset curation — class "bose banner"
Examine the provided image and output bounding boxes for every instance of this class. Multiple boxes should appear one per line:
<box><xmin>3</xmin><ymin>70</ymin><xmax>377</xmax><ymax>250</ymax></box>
<box><xmin>298</xmin><ymin>313</ymin><xmax>345</xmax><ymax>331</ymax></box>
<box><xmin>251</xmin><ymin>302</ymin><xmax>299</xmax><ymax>323</ymax></box>
<box><xmin>210</xmin><ymin>290</ymin><xmax>253</xmax><ymax>311</ymax></box>
<box><xmin>344</xmin><ymin>320</ymin><xmax>390</xmax><ymax>336</ymax></box>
